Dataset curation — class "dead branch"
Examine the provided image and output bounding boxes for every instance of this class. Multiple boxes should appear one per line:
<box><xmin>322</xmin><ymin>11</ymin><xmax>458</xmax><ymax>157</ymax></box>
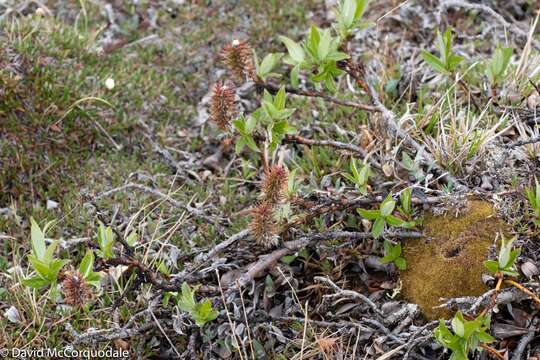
<box><xmin>511</xmin><ymin>317</ymin><xmax>538</xmax><ymax>360</ymax></box>
<box><xmin>315</xmin><ymin>275</ymin><xmax>385</xmax><ymax>317</ymax></box>
<box><xmin>235</xmin><ymin>230</ymin><xmax>420</xmax><ymax>289</ymax></box>
<box><xmin>67</xmin><ymin>297</ymin><xmax>160</xmax><ymax>344</ymax></box>
<box><xmin>262</xmin><ymin>82</ymin><xmax>380</xmax><ymax>112</ymax></box>
<box><xmin>504</xmin><ymin>135</ymin><xmax>540</xmax><ymax>148</ymax></box>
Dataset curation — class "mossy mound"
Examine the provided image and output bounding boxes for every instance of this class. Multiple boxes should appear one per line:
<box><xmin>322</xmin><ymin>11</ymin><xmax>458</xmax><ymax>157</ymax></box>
<box><xmin>401</xmin><ymin>200</ymin><xmax>507</xmax><ymax>319</ymax></box>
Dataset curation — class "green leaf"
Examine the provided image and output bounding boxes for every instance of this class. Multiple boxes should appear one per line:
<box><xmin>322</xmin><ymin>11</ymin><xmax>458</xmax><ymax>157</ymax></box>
<box><xmin>43</xmin><ymin>240</ymin><xmax>58</xmax><ymax>265</ymax></box>
<box><xmin>279</xmin><ymin>36</ymin><xmax>305</xmax><ymax>64</ymax></box>
<box><xmin>385</xmin><ymin>214</ymin><xmax>404</xmax><ymax>227</ymax></box>
<box><xmin>421</xmin><ymin>50</ymin><xmax>448</xmax><ymax>74</ymax></box>
<box><xmin>281</xmin><ymin>255</ymin><xmax>297</xmax><ymax>264</ymax></box>
<box><xmin>28</xmin><ymin>255</ymin><xmax>51</xmax><ymax>279</ymax></box>
<box><xmin>30</xmin><ymin>218</ymin><xmax>46</xmax><ymax>261</ymax></box>
<box><xmin>258</xmin><ymin>53</ymin><xmax>283</xmax><ymax>79</ymax></box>
<box><xmin>290</xmin><ymin>64</ymin><xmax>300</xmax><ymax>88</ymax></box>
<box><xmin>79</xmin><ymin>250</ymin><xmax>95</xmax><ymax>278</ymax></box>
<box><xmin>307</xmin><ymin>26</ymin><xmax>321</xmax><ymax>59</ymax></box>
<box><xmin>193</xmin><ymin>299</ymin><xmax>219</xmax><ymax>327</ymax></box>
<box><xmin>178</xmin><ymin>282</ymin><xmax>197</xmax><ymax>313</ymax></box>
<box><xmin>451</xmin><ymin>312</ymin><xmax>465</xmax><ymax>337</ymax></box>
<box><xmin>274</xmin><ymin>86</ymin><xmax>287</xmax><ymax>110</ymax></box>
<box><xmin>380</xmin><ymin>197</ymin><xmax>396</xmax><ymax>217</ymax></box>
<box><xmin>317</xmin><ymin>29</ymin><xmax>332</xmax><ymax>60</ymax></box>
<box><xmin>476</xmin><ymin>331</ymin><xmax>495</xmax><ymax>343</ymax></box>
<box><xmin>85</xmin><ymin>272</ymin><xmax>102</xmax><ymax>288</ymax></box>
<box><xmin>372</xmin><ymin>217</ymin><xmax>385</xmax><ymax>238</ymax></box>
<box><xmin>341</xmin><ymin>0</ymin><xmax>357</xmax><ymax>28</ymax></box>
<box><xmin>394</xmin><ymin>257</ymin><xmax>407</xmax><ymax>270</ymax></box>
<box><xmin>48</xmin><ymin>259</ymin><xmax>70</xmax><ymax>281</ymax></box>
<box><xmin>126</xmin><ymin>231</ymin><xmax>138</xmax><ymax>246</ymax></box>
<box><xmin>484</xmin><ymin>260</ymin><xmax>500</xmax><ymax>273</ymax></box>
<box><xmin>22</xmin><ymin>275</ymin><xmax>50</xmax><ymax>289</ymax></box>
<box><xmin>357</xmin><ymin>208</ymin><xmax>380</xmax><ymax>220</ymax></box>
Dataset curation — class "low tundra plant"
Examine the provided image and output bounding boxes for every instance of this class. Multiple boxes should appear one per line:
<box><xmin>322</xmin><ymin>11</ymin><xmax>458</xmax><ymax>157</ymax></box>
<box><xmin>177</xmin><ymin>282</ymin><xmax>219</xmax><ymax>327</ymax></box>
<box><xmin>342</xmin><ymin>158</ymin><xmax>370</xmax><ymax>194</ymax></box>
<box><xmin>525</xmin><ymin>179</ymin><xmax>540</xmax><ymax>226</ymax></box>
<box><xmin>379</xmin><ymin>240</ymin><xmax>406</xmax><ymax>270</ymax></box>
<box><xmin>483</xmin><ymin>234</ymin><xmax>520</xmax><ymax>277</ymax></box>
<box><xmin>96</xmin><ymin>222</ymin><xmax>115</xmax><ymax>259</ymax></box>
<box><xmin>485</xmin><ymin>46</ymin><xmax>512</xmax><ymax>89</ymax></box>
<box><xmin>22</xmin><ymin>219</ymin><xmax>69</xmax><ymax>295</ymax></box>
<box><xmin>357</xmin><ymin>194</ymin><xmax>414</xmax><ymax>238</ymax></box>
<box><xmin>421</xmin><ymin>28</ymin><xmax>464</xmax><ymax>75</ymax></box>
<box><xmin>434</xmin><ymin>311</ymin><xmax>494</xmax><ymax>360</ymax></box>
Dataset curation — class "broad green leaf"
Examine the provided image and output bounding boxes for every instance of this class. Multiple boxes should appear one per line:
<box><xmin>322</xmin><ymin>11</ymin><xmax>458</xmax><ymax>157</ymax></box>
<box><xmin>48</xmin><ymin>259</ymin><xmax>70</xmax><ymax>280</ymax></box>
<box><xmin>126</xmin><ymin>231</ymin><xmax>138</xmax><ymax>246</ymax></box>
<box><xmin>307</xmin><ymin>26</ymin><xmax>321</xmax><ymax>58</ymax></box>
<box><xmin>178</xmin><ymin>282</ymin><xmax>197</xmax><ymax>313</ymax></box>
<box><xmin>22</xmin><ymin>276</ymin><xmax>50</xmax><ymax>289</ymax></box>
<box><xmin>79</xmin><ymin>250</ymin><xmax>94</xmax><ymax>278</ymax></box>
<box><xmin>317</xmin><ymin>29</ymin><xmax>332</xmax><ymax>60</ymax></box>
<box><xmin>483</xmin><ymin>260</ymin><xmax>499</xmax><ymax>273</ymax></box>
<box><xmin>258</xmin><ymin>53</ymin><xmax>283</xmax><ymax>79</ymax></box>
<box><xmin>43</xmin><ymin>241</ymin><xmax>58</xmax><ymax>265</ymax></box>
<box><xmin>193</xmin><ymin>299</ymin><xmax>219</xmax><ymax>327</ymax></box>
<box><xmin>357</xmin><ymin>208</ymin><xmax>380</xmax><ymax>220</ymax></box>
<box><xmin>476</xmin><ymin>331</ymin><xmax>495</xmax><ymax>343</ymax></box>
<box><xmin>279</xmin><ymin>36</ymin><xmax>305</xmax><ymax>64</ymax></box>
<box><xmin>394</xmin><ymin>257</ymin><xmax>407</xmax><ymax>270</ymax></box>
<box><xmin>274</xmin><ymin>86</ymin><xmax>287</xmax><ymax>110</ymax></box>
<box><xmin>385</xmin><ymin>215</ymin><xmax>404</xmax><ymax>227</ymax></box>
<box><xmin>354</xmin><ymin>0</ymin><xmax>370</xmax><ymax>20</ymax></box>
<box><xmin>421</xmin><ymin>50</ymin><xmax>448</xmax><ymax>74</ymax></box>
<box><xmin>29</xmin><ymin>255</ymin><xmax>51</xmax><ymax>279</ymax></box>
<box><xmin>372</xmin><ymin>217</ymin><xmax>385</xmax><ymax>238</ymax></box>
<box><xmin>290</xmin><ymin>64</ymin><xmax>300</xmax><ymax>88</ymax></box>
<box><xmin>380</xmin><ymin>198</ymin><xmax>396</xmax><ymax>217</ymax></box>
<box><xmin>30</xmin><ymin>218</ymin><xmax>46</xmax><ymax>261</ymax></box>
<box><xmin>451</xmin><ymin>312</ymin><xmax>465</xmax><ymax>337</ymax></box>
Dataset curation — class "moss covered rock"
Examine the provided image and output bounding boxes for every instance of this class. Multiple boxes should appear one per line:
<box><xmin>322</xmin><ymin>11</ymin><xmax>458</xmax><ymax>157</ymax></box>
<box><xmin>401</xmin><ymin>200</ymin><xmax>507</xmax><ymax>319</ymax></box>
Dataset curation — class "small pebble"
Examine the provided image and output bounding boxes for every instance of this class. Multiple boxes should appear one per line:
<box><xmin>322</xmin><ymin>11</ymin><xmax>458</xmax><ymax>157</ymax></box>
<box><xmin>480</xmin><ymin>175</ymin><xmax>493</xmax><ymax>191</ymax></box>
<box><xmin>521</xmin><ymin>261</ymin><xmax>539</xmax><ymax>279</ymax></box>
<box><xmin>46</xmin><ymin>199</ymin><xmax>59</xmax><ymax>210</ymax></box>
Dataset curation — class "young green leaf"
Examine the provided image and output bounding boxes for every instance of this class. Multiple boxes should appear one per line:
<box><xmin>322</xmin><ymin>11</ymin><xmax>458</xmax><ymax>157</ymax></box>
<box><xmin>279</xmin><ymin>36</ymin><xmax>305</xmax><ymax>64</ymax></box>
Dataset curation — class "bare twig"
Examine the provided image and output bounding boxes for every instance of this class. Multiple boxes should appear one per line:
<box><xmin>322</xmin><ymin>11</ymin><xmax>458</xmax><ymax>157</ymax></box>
<box><xmin>512</xmin><ymin>318</ymin><xmax>538</xmax><ymax>360</ymax></box>
<box><xmin>315</xmin><ymin>276</ymin><xmax>384</xmax><ymax>317</ymax></box>
<box><xmin>504</xmin><ymin>135</ymin><xmax>540</xmax><ymax>148</ymax></box>
<box><xmin>235</xmin><ymin>230</ymin><xmax>420</xmax><ymax>289</ymax></box>
<box><xmin>262</xmin><ymin>82</ymin><xmax>379</xmax><ymax>112</ymax></box>
<box><xmin>95</xmin><ymin>182</ymin><xmax>216</xmax><ymax>222</ymax></box>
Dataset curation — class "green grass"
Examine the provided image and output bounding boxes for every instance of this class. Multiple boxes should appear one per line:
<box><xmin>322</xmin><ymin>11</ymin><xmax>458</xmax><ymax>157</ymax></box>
<box><xmin>0</xmin><ymin>0</ymin><xmax>320</xmax><ymax>350</ymax></box>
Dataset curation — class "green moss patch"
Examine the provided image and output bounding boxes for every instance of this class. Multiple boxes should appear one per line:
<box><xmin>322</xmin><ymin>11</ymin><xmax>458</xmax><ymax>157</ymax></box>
<box><xmin>400</xmin><ymin>200</ymin><xmax>507</xmax><ymax>319</ymax></box>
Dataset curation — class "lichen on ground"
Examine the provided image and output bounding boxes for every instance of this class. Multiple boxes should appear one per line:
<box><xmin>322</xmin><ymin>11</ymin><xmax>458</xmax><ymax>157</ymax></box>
<box><xmin>400</xmin><ymin>200</ymin><xmax>508</xmax><ymax>319</ymax></box>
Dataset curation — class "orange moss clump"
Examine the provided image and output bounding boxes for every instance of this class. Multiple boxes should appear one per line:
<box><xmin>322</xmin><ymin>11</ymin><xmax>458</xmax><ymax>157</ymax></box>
<box><xmin>400</xmin><ymin>200</ymin><xmax>507</xmax><ymax>320</ymax></box>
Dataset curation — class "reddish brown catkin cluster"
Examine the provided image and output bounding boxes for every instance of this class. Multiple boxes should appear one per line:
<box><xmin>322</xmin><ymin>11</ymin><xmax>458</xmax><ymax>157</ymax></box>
<box><xmin>250</xmin><ymin>165</ymin><xmax>288</xmax><ymax>248</ymax></box>
<box><xmin>220</xmin><ymin>39</ymin><xmax>256</xmax><ymax>83</ymax></box>
<box><xmin>62</xmin><ymin>271</ymin><xmax>92</xmax><ymax>307</ymax></box>
<box><xmin>209</xmin><ymin>81</ymin><xmax>237</xmax><ymax>129</ymax></box>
